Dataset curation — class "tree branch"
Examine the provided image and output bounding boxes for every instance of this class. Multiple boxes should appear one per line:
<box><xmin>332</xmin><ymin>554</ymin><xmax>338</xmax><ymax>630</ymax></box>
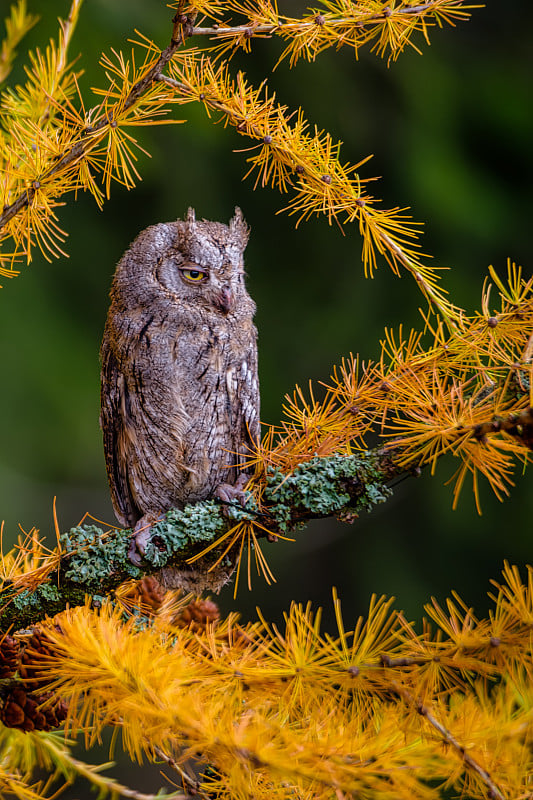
<box><xmin>156</xmin><ymin>70</ymin><xmax>460</xmax><ymax>321</ymax></box>
<box><xmin>0</xmin><ymin>449</ymin><xmax>398</xmax><ymax>630</ymax></box>
<box><xmin>472</xmin><ymin>406</ymin><xmax>533</xmax><ymax>448</ymax></box>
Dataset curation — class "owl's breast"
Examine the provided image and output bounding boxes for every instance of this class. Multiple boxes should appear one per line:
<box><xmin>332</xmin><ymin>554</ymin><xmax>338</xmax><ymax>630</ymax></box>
<box><xmin>168</xmin><ymin>317</ymin><xmax>257</xmax><ymax>502</ymax></box>
<box><xmin>175</xmin><ymin>323</ymin><xmax>235</xmax><ymax>422</ymax></box>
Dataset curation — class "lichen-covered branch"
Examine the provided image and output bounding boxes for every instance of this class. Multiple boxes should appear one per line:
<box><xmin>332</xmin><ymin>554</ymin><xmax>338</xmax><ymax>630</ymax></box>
<box><xmin>0</xmin><ymin>450</ymin><xmax>398</xmax><ymax>630</ymax></box>
<box><xmin>3</xmin><ymin>392</ymin><xmax>532</xmax><ymax>631</ymax></box>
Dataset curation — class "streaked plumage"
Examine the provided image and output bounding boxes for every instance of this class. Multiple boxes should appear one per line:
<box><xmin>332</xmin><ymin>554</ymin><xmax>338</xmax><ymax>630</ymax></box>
<box><xmin>100</xmin><ymin>208</ymin><xmax>259</xmax><ymax>583</ymax></box>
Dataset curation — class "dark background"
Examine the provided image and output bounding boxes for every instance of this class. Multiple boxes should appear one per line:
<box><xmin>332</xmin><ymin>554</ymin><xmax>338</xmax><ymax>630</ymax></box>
<box><xmin>1</xmin><ymin>0</ymin><xmax>532</xmax><ymax>636</ymax></box>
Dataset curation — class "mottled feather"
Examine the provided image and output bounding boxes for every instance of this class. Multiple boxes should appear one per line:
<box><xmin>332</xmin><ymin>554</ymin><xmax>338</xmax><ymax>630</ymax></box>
<box><xmin>100</xmin><ymin>209</ymin><xmax>259</xmax><ymax>541</ymax></box>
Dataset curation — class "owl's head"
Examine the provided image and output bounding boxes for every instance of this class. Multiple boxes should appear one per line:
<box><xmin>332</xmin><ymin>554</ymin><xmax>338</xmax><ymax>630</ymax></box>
<box><xmin>166</xmin><ymin>206</ymin><xmax>250</xmax><ymax>315</ymax></box>
<box><xmin>113</xmin><ymin>208</ymin><xmax>252</xmax><ymax>317</ymax></box>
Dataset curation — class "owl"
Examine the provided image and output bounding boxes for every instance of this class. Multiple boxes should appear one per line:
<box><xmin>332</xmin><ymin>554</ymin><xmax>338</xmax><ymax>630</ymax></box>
<box><xmin>100</xmin><ymin>208</ymin><xmax>259</xmax><ymax>584</ymax></box>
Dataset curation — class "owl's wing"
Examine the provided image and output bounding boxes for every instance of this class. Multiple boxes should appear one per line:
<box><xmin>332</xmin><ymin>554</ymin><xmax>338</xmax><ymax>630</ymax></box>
<box><xmin>100</xmin><ymin>340</ymin><xmax>141</xmax><ymax>528</ymax></box>
<box><xmin>227</xmin><ymin>339</ymin><xmax>260</xmax><ymax>468</ymax></box>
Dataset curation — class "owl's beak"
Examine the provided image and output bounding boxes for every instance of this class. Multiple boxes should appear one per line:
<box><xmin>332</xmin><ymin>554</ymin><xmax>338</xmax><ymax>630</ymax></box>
<box><xmin>216</xmin><ymin>286</ymin><xmax>234</xmax><ymax>314</ymax></box>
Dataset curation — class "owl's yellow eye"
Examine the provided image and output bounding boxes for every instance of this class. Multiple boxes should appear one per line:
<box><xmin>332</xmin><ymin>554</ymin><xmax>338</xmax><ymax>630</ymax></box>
<box><xmin>180</xmin><ymin>267</ymin><xmax>208</xmax><ymax>283</ymax></box>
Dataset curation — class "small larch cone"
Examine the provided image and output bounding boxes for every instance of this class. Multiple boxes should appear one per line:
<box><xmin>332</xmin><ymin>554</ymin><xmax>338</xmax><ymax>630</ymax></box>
<box><xmin>19</xmin><ymin>626</ymin><xmax>60</xmax><ymax>691</ymax></box>
<box><xmin>0</xmin><ymin>634</ymin><xmax>20</xmax><ymax>679</ymax></box>
<box><xmin>172</xmin><ymin>599</ymin><xmax>256</xmax><ymax>650</ymax></box>
<box><xmin>0</xmin><ymin>685</ymin><xmax>68</xmax><ymax>732</ymax></box>
<box><xmin>121</xmin><ymin>575</ymin><xmax>167</xmax><ymax>615</ymax></box>
<box><xmin>172</xmin><ymin>598</ymin><xmax>221</xmax><ymax>632</ymax></box>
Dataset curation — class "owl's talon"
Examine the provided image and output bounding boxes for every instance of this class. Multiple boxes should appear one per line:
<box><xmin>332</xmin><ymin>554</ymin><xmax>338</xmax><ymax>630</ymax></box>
<box><xmin>128</xmin><ymin>513</ymin><xmax>165</xmax><ymax>567</ymax></box>
<box><xmin>127</xmin><ymin>538</ymin><xmax>145</xmax><ymax>568</ymax></box>
<box><xmin>215</xmin><ymin>475</ymin><xmax>250</xmax><ymax>511</ymax></box>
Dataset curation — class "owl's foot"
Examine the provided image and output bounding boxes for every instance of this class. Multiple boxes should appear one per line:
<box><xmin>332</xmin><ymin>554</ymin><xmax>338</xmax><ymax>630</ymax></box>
<box><xmin>215</xmin><ymin>473</ymin><xmax>250</xmax><ymax>513</ymax></box>
<box><xmin>128</xmin><ymin>512</ymin><xmax>165</xmax><ymax>567</ymax></box>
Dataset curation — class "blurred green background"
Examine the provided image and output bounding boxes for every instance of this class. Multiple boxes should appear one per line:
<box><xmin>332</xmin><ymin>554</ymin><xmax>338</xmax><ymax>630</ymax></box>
<box><xmin>1</xmin><ymin>0</ymin><xmax>532</xmax><ymax>638</ymax></box>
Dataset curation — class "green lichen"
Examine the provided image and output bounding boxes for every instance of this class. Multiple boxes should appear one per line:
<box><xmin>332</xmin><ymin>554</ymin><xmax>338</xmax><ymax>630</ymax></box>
<box><xmin>12</xmin><ymin>583</ymin><xmax>60</xmax><ymax>611</ymax></box>
<box><xmin>511</xmin><ymin>370</ymin><xmax>530</xmax><ymax>397</ymax></box>
<box><xmin>3</xmin><ymin>583</ymin><xmax>71</xmax><ymax>630</ymax></box>
<box><xmin>60</xmin><ymin>524</ymin><xmax>141</xmax><ymax>589</ymax></box>
<box><xmin>59</xmin><ymin>458</ymin><xmax>392</xmax><ymax>570</ymax></box>
<box><xmin>143</xmin><ymin>500</ymin><xmax>228</xmax><ymax>567</ymax></box>
<box><xmin>264</xmin><ymin>454</ymin><xmax>392</xmax><ymax>533</ymax></box>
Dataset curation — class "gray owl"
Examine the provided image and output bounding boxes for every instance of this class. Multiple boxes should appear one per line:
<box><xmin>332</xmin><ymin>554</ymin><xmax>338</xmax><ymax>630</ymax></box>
<box><xmin>100</xmin><ymin>208</ymin><xmax>259</xmax><ymax>576</ymax></box>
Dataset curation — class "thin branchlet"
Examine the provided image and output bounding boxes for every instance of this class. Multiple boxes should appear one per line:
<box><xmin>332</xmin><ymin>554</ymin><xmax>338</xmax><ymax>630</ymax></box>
<box><xmin>0</xmin><ymin>12</ymin><xmax>188</xmax><ymax>234</ymax></box>
<box><xmin>192</xmin><ymin>1</ymin><xmax>477</xmax><ymax>38</ymax></box>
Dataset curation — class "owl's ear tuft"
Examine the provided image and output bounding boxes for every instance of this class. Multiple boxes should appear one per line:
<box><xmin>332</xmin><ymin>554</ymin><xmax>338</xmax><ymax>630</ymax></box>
<box><xmin>229</xmin><ymin>207</ymin><xmax>249</xmax><ymax>247</ymax></box>
<box><xmin>185</xmin><ymin>207</ymin><xmax>196</xmax><ymax>224</ymax></box>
